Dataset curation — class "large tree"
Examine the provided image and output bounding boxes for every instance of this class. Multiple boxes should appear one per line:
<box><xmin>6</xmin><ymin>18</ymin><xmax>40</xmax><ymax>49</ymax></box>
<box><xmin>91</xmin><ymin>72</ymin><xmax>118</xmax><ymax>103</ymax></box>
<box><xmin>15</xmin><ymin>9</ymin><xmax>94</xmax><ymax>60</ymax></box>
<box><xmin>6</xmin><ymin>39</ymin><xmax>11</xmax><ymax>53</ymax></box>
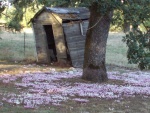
<box><xmin>1</xmin><ymin>0</ymin><xmax>150</xmax><ymax>82</ymax></box>
<box><xmin>82</xmin><ymin>2</ymin><xmax>114</xmax><ymax>82</ymax></box>
<box><xmin>82</xmin><ymin>0</ymin><xmax>150</xmax><ymax>82</ymax></box>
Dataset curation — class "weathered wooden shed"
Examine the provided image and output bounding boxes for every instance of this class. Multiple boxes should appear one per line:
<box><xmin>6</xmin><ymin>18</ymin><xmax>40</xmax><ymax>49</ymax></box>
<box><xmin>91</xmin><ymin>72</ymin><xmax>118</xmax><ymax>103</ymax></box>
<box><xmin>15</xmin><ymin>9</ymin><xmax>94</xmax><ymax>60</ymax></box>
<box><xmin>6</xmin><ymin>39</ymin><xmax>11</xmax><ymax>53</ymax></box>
<box><xmin>31</xmin><ymin>7</ymin><xmax>89</xmax><ymax>67</ymax></box>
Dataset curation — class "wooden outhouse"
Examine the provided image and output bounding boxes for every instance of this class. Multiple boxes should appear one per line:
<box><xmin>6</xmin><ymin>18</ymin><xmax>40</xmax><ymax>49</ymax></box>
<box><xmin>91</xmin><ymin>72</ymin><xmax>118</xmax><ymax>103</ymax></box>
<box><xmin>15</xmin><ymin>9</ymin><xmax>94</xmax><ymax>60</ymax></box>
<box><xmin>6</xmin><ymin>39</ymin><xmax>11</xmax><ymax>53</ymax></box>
<box><xmin>30</xmin><ymin>7</ymin><xmax>90</xmax><ymax>67</ymax></box>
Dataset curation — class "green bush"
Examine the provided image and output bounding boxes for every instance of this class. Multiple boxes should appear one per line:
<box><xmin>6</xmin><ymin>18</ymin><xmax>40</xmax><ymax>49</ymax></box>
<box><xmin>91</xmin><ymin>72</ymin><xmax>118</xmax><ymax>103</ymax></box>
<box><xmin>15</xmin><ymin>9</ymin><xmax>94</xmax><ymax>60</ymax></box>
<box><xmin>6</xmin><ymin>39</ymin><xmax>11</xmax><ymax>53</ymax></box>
<box><xmin>123</xmin><ymin>30</ymin><xmax>150</xmax><ymax>70</ymax></box>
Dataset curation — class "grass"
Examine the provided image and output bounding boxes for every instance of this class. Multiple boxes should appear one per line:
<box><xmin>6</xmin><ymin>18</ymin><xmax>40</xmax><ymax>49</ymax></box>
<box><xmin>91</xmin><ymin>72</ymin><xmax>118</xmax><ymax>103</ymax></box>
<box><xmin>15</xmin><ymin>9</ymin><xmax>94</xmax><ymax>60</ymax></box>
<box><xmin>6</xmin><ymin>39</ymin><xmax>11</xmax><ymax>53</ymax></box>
<box><xmin>0</xmin><ymin>30</ymin><xmax>137</xmax><ymax>68</ymax></box>
<box><xmin>0</xmin><ymin>31</ymin><xmax>36</xmax><ymax>62</ymax></box>
<box><xmin>106</xmin><ymin>32</ymin><xmax>137</xmax><ymax>68</ymax></box>
<box><xmin>0</xmin><ymin>103</ymin><xmax>56</xmax><ymax>113</ymax></box>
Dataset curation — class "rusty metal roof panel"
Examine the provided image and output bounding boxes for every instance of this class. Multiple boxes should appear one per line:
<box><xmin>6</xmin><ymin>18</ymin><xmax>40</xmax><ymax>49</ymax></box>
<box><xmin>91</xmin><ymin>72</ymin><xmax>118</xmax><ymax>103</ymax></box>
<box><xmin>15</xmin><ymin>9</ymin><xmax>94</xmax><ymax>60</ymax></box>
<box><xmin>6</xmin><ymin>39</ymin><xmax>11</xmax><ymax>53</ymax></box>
<box><xmin>46</xmin><ymin>7</ymin><xmax>89</xmax><ymax>20</ymax></box>
<box><xmin>45</xmin><ymin>7</ymin><xmax>89</xmax><ymax>14</ymax></box>
<box><xmin>46</xmin><ymin>7</ymin><xmax>80</xmax><ymax>14</ymax></box>
<box><xmin>30</xmin><ymin>7</ymin><xmax>89</xmax><ymax>23</ymax></box>
<box><xmin>56</xmin><ymin>13</ymin><xmax>89</xmax><ymax>20</ymax></box>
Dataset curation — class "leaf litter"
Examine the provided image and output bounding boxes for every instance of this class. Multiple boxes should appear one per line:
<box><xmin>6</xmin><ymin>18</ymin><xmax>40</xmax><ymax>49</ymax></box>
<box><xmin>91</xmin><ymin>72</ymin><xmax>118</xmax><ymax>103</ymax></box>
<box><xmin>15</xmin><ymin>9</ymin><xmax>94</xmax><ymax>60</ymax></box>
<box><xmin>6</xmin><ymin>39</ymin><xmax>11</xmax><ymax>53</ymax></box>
<box><xmin>0</xmin><ymin>68</ymin><xmax>150</xmax><ymax>108</ymax></box>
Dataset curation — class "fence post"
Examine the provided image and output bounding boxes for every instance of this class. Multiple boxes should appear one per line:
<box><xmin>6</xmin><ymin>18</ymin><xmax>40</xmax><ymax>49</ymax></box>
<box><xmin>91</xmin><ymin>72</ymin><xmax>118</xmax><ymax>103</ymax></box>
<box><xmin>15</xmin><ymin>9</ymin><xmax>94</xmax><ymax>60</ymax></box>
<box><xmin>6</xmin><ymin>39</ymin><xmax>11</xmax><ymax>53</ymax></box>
<box><xmin>24</xmin><ymin>32</ymin><xmax>26</xmax><ymax>56</ymax></box>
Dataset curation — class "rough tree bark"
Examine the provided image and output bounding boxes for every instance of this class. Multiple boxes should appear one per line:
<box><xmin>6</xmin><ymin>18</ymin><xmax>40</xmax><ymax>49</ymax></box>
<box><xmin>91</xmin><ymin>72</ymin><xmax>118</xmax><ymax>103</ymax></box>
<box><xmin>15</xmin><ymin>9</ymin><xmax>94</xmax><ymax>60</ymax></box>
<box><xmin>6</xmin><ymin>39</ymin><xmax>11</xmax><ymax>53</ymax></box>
<box><xmin>82</xmin><ymin>3</ymin><xmax>113</xmax><ymax>83</ymax></box>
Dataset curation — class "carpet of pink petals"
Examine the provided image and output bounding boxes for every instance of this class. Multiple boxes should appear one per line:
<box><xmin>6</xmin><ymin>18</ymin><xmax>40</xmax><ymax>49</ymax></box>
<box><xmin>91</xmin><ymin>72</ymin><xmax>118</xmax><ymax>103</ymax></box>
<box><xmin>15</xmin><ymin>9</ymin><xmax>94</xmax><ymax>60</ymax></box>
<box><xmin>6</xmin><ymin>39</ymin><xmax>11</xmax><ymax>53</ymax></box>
<box><xmin>0</xmin><ymin>68</ymin><xmax>150</xmax><ymax>108</ymax></box>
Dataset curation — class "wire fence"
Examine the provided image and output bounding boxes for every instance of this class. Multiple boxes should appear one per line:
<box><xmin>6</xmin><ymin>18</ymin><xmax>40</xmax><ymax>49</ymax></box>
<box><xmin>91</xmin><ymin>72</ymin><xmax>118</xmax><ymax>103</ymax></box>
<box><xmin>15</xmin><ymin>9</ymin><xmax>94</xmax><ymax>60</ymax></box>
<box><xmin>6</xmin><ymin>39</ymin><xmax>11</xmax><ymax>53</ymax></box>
<box><xmin>0</xmin><ymin>30</ymin><xmax>37</xmax><ymax>62</ymax></box>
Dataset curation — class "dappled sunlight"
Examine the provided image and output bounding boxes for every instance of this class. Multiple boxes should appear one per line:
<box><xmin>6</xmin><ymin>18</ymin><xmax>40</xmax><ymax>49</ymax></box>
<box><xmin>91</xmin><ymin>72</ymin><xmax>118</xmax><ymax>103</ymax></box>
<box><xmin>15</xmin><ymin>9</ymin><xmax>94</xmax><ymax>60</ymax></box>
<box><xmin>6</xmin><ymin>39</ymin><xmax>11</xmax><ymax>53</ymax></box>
<box><xmin>57</xmin><ymin>42</ymin><xmax>66</xmax><ymax>53</ymax></box>
<box><xmin>0</xmin><ymin>62</ymin><xmax>19</xmax><ymax>75</ymax></box>
<box><xmin>22</xmin><ymin>28</ymin><xmax>33</xmax><ymax>34</ymax></box>
<box><xmin>0</xmin><ymin>68</ymin><xmax>149</xmax><ymax>108</ymax></box>
<box><xmin>0</xmin><ymin>63</ymin><xmax>59</xmax><ymax>75</ymax></box>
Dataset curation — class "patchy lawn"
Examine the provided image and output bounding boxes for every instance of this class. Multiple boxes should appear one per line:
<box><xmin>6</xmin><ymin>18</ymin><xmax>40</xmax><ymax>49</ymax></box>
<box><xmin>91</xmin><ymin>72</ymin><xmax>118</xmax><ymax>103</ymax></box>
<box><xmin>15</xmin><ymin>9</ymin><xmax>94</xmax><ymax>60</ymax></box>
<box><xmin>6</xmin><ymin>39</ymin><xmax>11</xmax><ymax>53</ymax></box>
<box><xmin>0</xmin><ymin>31</ymin><xmax>137</xmax><ymax>68</ymax></box>
<box><xmin>0</xmin><ymin>62</ymin><xmax>150</xmax><ymax>113</ymax></box>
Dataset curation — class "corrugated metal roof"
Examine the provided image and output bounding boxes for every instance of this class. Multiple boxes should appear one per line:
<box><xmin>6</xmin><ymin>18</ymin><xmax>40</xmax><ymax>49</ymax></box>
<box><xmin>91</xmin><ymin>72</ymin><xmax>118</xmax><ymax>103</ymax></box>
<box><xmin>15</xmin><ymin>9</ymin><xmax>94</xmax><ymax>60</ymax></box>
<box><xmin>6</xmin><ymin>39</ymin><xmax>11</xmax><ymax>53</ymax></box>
<box><xmin>45</xmin><ymin>7</ymin><xmax>81</xmax><ymax>14</ymax></box>
<box><xmin>57</xmin><ymin>13</ymin><xmax>89</xmax><ymax>20</ymax></box>
<box><xmin>30</xmin><ymin>7</ymin><xmax>89</xmax><ymax>23</ymax></box>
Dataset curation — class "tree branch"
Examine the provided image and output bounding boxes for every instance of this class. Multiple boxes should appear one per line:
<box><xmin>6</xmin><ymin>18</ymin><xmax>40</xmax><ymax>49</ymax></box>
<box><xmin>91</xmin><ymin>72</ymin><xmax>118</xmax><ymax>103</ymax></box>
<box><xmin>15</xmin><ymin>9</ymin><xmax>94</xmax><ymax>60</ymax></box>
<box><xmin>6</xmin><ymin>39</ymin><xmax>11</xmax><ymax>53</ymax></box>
<box><xmin>1</xmin><ymin>12</ymin><xmax>11</xmax><ymax>18</ymax></box>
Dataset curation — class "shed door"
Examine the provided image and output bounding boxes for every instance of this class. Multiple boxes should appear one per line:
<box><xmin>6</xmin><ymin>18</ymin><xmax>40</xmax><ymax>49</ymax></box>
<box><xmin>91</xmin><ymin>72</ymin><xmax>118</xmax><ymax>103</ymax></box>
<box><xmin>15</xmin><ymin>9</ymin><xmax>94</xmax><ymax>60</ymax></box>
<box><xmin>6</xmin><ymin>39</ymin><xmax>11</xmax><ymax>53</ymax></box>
<box><xmin>63</xmin><ymin>20</ymin><xmax>89</xmax><ymax>67</ymax></box>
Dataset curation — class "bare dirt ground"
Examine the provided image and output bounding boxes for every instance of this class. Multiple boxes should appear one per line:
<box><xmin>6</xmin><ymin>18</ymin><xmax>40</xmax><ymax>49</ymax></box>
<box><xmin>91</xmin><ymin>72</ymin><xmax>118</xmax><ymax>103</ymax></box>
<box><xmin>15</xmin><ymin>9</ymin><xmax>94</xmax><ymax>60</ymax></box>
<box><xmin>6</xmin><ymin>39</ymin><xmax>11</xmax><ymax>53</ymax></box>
<box><xmin>0</xmin><ymin>61</ymin><xmax>150</xmax><ymax>113</ymax></box>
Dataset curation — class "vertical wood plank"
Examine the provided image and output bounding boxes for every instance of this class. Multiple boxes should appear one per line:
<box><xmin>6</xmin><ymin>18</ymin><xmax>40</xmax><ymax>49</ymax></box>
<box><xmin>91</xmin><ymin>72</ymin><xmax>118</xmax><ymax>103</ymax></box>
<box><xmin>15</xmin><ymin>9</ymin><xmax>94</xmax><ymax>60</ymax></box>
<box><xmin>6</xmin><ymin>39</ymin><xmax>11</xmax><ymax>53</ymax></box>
<box><xmin>63</xmin><ymin>21</ymin><xmax>89</xmax><ymax>67</ymax></box>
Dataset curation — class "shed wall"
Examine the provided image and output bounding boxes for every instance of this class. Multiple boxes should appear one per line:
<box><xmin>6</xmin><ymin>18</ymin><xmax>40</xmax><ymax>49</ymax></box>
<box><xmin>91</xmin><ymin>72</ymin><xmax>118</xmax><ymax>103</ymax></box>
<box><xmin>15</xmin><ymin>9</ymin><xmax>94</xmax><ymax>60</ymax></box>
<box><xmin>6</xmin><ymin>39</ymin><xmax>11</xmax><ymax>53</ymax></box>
<box><xmin>50</xmin><ymin>13</ymin><xmax>67</xmax><ymax>60</ymax></box>
<box><xmin>33</xmin><ymin>23</ymin><xmax>50</xmax><ymax>63</ymax></box>
<box><xmin>52</xmin><ymin>24</ymin><xmax>67</xmax><ymax>59</ymax></box>
<box><xmin>63</xmin><ymin>20</ymin><xmax>89</xmax><ymax>67</ymax></box>
<box><xmin>32</xmin><ymin>12</ymin><xmax>67</xmax><ymax>63</ymax></box>
<box><xmin>32</xmin><ymin>12</ymin><xmax>52</xmax><ymax>63</ymax></box>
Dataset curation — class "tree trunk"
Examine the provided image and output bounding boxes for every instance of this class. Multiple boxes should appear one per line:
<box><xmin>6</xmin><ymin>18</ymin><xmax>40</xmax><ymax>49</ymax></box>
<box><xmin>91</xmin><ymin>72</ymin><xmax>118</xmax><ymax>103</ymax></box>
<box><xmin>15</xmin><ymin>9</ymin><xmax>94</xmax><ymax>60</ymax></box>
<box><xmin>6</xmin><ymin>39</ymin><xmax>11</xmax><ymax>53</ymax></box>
<box><xmin>82</xmin><ymin>3</ymin><xmax>113</xmax><ymax>83</ymax></box>
<box><xmin>123</xmin><ymin>20</ymin><xmax>130</xmax><ymax>33</ymax></box>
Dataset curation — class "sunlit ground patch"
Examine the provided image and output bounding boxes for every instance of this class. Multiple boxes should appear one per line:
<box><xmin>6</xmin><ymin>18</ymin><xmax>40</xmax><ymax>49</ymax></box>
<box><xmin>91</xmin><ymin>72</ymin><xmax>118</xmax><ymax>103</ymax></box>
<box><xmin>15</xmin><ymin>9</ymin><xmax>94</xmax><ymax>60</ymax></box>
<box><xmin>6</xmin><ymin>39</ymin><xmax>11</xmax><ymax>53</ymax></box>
<box><xmin>0</xmin><ymin>69</ymin><xmax>150</xmax><ymax>108</ymax></box>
